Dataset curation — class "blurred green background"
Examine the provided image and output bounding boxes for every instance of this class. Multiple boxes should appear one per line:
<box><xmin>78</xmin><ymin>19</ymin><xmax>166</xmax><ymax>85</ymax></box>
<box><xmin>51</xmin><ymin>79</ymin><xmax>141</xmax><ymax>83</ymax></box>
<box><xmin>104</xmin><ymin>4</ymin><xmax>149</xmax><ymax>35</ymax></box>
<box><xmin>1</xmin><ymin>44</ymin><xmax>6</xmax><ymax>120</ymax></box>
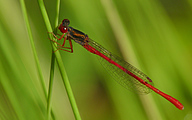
<box><xmin>0</xmin><ymin>0</ymin><xmax>192</xmax><ymax>120</ymax></box>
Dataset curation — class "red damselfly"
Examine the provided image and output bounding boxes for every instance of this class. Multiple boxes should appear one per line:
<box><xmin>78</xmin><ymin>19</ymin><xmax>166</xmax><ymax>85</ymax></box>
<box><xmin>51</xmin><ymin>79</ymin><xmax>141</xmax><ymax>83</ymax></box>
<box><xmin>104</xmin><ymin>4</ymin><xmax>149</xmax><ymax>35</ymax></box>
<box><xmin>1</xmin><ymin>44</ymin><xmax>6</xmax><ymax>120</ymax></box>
<box><xmin>49</xmin><ymin>19</ymin><xmax>184</xmax><ymax>110</ymax></box>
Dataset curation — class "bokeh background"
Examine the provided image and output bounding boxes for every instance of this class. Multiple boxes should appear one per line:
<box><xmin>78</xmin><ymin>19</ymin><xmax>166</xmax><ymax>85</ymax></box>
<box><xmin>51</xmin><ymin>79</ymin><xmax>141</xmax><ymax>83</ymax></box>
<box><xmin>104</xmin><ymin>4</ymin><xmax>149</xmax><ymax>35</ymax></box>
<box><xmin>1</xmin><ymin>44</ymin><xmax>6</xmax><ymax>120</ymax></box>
<box><xmin>0</xmin><ymin>0</ymin><xmax>192</xmax><ymax>120</ymax></box>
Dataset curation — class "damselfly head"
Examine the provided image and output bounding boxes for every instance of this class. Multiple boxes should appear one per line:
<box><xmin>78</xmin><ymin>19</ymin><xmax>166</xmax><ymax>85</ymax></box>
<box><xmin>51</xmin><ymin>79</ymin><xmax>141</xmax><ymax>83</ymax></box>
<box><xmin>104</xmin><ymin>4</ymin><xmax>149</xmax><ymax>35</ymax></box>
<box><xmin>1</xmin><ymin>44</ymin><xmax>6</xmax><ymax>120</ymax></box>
<box><xmin>62</xmin><ymin>19</ymin><xmax>70</xmax><ymax>27</ymax></box>
<box><xmin>58</xmin><ymin>19</ymin><xmax>70</xmax><ymax>33</ymax></box>
<box><xmin>58</xmin><ymin>24</ymin><xmax>68</xmax><ymax>33</ymax></box>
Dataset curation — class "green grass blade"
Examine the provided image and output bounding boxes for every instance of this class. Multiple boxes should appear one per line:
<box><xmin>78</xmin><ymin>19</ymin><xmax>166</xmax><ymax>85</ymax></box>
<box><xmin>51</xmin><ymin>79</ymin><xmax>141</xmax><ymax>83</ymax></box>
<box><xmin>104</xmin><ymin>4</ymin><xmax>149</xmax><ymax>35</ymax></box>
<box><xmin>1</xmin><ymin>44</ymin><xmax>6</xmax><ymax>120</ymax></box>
<box><xmin>37</xmin><ymin>0</ymin><xmax>82</xmax><ymax>119</ymax></box>
<box><xmin>47</xmin><ymin>0</ymin><xmax>60</xmax><ymax>119</ymax></box>
<box><xmin>19</xmin><ymin>0</ymin><xmax>47</xmax><ymax>101</ymax></box>
<box><xmin>47</xmin><ymin>54</ymin><xmax>56</xmax><ymax>120</ymax></box>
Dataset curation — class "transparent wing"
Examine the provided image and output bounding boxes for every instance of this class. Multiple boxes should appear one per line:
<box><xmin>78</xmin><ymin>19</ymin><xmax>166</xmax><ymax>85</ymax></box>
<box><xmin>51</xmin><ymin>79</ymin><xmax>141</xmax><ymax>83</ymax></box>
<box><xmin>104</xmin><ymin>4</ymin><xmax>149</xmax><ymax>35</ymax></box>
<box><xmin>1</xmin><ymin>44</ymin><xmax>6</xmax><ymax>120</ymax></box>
<box><xmin>87</xmin><ymin>39</ymin><xmax>154</xmax><ymax>94</ymax></box>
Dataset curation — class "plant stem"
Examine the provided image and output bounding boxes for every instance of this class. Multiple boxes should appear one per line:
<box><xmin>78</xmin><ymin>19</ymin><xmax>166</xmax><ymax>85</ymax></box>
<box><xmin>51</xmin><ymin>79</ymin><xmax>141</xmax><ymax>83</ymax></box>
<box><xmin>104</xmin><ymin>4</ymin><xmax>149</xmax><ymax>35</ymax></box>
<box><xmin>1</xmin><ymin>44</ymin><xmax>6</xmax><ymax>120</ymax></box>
<box><xmin>37</xmin><ymin>0</ymin><xmax>82</xmax><ymax>119</ymax></box>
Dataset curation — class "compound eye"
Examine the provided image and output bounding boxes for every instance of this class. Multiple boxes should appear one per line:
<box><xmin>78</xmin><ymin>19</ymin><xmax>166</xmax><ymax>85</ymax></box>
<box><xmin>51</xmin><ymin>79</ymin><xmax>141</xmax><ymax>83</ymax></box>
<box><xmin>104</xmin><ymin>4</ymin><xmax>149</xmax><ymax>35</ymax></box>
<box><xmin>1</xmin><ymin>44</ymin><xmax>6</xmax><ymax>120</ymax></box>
<box><xmin>59</xmin><ymin>26</ymin><xmax>68</xmax><ymax>33</ymax></box>
<box><xmin>62</xmin><ymin>19</ymin><xmax>70</xmax><ymax>26</ymax></box>
<box><xmin>63</xmin><ymin>27</ymin><xmax>67</xmax><ymax>32</ymax></box>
